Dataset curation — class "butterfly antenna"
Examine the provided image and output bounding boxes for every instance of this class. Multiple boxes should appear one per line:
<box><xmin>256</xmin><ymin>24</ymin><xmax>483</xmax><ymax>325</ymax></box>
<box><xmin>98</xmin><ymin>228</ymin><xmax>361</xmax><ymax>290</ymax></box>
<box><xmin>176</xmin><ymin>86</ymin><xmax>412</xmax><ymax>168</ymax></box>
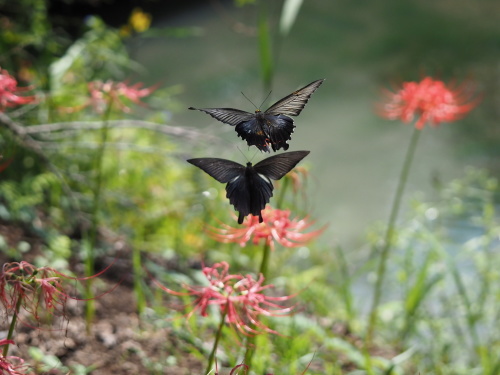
<box><xmin>240</xmin><ymin>91</ymin><xmax>259</xmax><ymax>110</ymax></box>
<box><xmin>248</xmin><ymin>149</ymin><xmax>259</xmax><ymax>163</ymax></box>
<box><xmin>236</xmin><ymin>145</ymin><xmax>250</xmax><ymax>162</ymax></box>
<box><xmin>259</xmin><ymin>90</ymin><xmax>273</xmax><ymax>109</ymax></box>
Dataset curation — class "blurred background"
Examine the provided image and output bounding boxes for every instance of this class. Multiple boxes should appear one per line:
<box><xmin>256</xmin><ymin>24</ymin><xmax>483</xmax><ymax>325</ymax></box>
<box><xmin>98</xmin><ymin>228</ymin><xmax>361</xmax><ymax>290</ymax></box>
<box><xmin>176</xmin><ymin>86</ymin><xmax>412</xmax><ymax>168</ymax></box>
<box><xmin>1</xmin><ymin>0</ymin><xmax>500</xmax><ymax>374</ymax></box>
<box><xmin>2</xmin><ymin>0</ymin><xmax>500</xmax><ymax>247</ymax></box>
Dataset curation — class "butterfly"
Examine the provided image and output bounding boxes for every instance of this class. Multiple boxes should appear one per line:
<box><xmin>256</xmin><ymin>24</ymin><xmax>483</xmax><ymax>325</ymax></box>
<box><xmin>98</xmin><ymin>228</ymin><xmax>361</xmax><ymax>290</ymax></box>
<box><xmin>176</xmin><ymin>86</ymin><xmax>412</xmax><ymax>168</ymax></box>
<box><xmin>187</xmin><ymin>151</ymin><xmax>310</xmax><ymax>224</ymax></box>
<box><xmin>189</xmin><ymin>79</ymin><xmax>324</xmax><ymax>153</ymax></box>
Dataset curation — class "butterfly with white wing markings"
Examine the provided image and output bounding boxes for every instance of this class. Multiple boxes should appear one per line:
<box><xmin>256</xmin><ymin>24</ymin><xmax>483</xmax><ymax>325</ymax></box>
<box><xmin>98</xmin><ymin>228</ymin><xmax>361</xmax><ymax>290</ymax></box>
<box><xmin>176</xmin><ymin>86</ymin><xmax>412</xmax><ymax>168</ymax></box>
<box><xmin>189</xmin><ymin>79</ymin><xmax>324</xmax><ymax>152</ymax></box>
<box><xmin>187</xmin><ymin>151</ymin><xmax>310</xmax><ymax>224</ymax></box>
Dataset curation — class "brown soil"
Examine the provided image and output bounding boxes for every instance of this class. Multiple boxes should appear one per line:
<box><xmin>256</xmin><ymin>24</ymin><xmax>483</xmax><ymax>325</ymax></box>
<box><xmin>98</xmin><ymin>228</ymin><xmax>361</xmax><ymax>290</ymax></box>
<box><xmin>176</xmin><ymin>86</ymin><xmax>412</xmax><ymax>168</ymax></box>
<box><xmin>0</xmin><ymin>221</ymin><xmax>205</xmax><ymax>375</ymax></box>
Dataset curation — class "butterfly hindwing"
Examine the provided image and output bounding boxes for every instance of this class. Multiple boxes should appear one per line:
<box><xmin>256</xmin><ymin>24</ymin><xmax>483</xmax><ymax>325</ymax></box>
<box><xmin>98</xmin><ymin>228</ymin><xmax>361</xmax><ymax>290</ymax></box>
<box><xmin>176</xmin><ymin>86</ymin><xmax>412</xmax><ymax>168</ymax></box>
<box><xmin>234</xmin><ymin>118</ymin><xmax>271</xmax><ymax>152</ymax></box>
<box><xmin>264</xmin><ymin>79</ymin><xmax>325</xmax><ymax>117</ymax></box>
<box><xmin>186</xmin><ymin>158</ymin><xmax>245</xmax><ymax>183</ymax></box>
<box><xmin>261</xmin><ymin>114</ymin><xmax>295</xmax><ymax>152</ymax></box>
<box><xmin>253</xmin><ymin>150</ymin><xmax>310</xmax><ymax>180</ymax></box>
<box><xmin>225</xmin><ymin>170</ymin><xmax>274</xmax><ymax>223</ymax></box>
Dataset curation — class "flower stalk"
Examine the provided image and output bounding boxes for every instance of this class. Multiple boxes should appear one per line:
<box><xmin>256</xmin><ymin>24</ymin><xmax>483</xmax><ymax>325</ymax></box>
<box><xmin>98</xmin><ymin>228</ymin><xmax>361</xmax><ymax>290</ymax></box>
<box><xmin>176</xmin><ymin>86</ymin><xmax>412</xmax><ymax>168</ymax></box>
<box><xmin>84</xmin><ymin>95</ymin><xmax>114</xmax><ymax>327</ymax></box>
<box><xmin>205</xmin><ymin>310</ymin><xmax>227</xmax><ymax>375</ymax></box>
<box><xmin>365</xmin><ymin>126</ymin><xmax>421</xmax><ymax>347</ymax></box>
<box><xmin>2</xmin><ymin>295</ymin><xmax>23</xmax><ymax>357</ymax></box>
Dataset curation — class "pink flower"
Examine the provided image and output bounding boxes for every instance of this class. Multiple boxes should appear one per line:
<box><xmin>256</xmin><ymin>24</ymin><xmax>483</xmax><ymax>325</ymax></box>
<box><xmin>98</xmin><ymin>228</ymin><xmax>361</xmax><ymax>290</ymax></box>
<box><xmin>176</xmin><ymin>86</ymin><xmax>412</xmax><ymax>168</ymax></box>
<box><xmin>0</xmin><ymin>261</ymin><xmax>113</xmax><ymax>323</ymax></box>
<box><xmin>88</xmin><ymin>80</ymin><xmax>157</xmax><ymax>113</ymax></box>
<box><xmin>208</xmin><ymin>206</ymin><xmax>325</xmax><ymax>251</ymax></box>
<box><xmin>66</xmin><ymin>80</ymin><xmax>158</xmax><ymax>114</ymax></box>
<box><xmin>157</xmin><ymin>262</ymin><xmax>295</xmax><ymax>336</ymax></box>
<box><xmin>0</xmin><ymin>262</ymin><xmax>70</xmax><ymax>321</ymax></box>
<box><xmin>379</xmin><ymin>77</ymin><xmax>477</xmax><ymax>129</ymax></box>
<box><xmin>0</xmin><ymin>340</ymin><xmax>32</xmax><ymax>375</ymax></box>
<box><xmin>0</xmin><ymin>67</ymin><xmax>35</xmax><ymax>112</ymax></box>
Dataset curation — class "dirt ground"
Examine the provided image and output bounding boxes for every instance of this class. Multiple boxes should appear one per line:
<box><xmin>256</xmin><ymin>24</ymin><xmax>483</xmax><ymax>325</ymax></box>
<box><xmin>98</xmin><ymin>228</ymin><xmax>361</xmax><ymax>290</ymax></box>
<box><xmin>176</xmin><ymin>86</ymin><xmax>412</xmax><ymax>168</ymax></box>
<box><xmin>0</xmin><ymin>221</ymin><xmax>205</xmax><ymax>375</ymax></box>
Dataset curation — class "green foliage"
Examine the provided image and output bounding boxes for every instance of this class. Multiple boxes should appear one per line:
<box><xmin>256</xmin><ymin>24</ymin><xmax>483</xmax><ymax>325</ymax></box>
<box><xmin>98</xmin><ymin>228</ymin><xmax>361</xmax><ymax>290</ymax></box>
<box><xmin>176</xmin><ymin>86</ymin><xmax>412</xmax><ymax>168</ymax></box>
<box><xmin>29</xmin><ymin>346</ymin><xmax>95</xmax><ymax>375</ymax></box>
<box><xmin>49</xmin><ymin>16</ymin><xmax>133</xmax><ymax>94</ymax></box>
<box><xmin>1</xmin><ymin>1</ymin><xmax>500</xmax><ymax>373</ymax></box>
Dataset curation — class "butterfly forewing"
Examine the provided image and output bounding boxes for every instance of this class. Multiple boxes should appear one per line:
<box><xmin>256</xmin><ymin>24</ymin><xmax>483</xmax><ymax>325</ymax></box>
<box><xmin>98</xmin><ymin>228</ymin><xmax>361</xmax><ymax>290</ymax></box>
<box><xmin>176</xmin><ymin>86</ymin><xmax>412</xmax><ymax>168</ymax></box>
<box><xmin>264</xmin><ymin>79</ymin><xmax>324</xmax><ymax>117</ymax></box>
<box><xmin>186</xmin><ymin>158</ymin><xmax>245</xmax><ymax>183</ymax></box>
<box><xmin>188</xmin><ymin>107</ymin><xmax>254</xmax><ymax>126</ymax></box>
<box><xmin>253</xmin><ymin>151</ymin><xmax>310</xmax><ymax>180</ymax></box>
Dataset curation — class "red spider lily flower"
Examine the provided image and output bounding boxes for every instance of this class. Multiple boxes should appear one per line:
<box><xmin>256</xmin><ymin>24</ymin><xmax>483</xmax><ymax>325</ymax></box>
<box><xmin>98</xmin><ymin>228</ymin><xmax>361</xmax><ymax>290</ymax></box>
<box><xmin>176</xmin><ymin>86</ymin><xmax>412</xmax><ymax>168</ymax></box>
<box><xmin>379</xmin><ymin>77</ymin><xmax>478</xmax><ymax>129</ymax></box>
<box><xmin>66</xmin><ymin>80</ymin><xmax>158</xmax><ymax>114</ymax></box>
<box><xmin>208</xmin><ymin>206</ymin><xmax>325</xmax><ymax>251</ymax></box>
<box><xmin>88</xmin><ymin>80</ymin><xmax>157</xmax><ymax>114</ymax></box>
<box><xmin>0</xmin><ymin>261</ymin><xmax>114</xmax><ymax>323</ymax></box>
<box><xmin>0</xmin><ymin>67</ymin><xmax>35</xmax><ymax>112</ymax></box>
<box><xmin>0</xmin><ymin>340</ymin><xmax>32</xmax><ymax>375</ymax></box>
<box><xmin>156</xmin><ymin>262</ymin><xmax>295</xmax><ymax>336</ymax></box>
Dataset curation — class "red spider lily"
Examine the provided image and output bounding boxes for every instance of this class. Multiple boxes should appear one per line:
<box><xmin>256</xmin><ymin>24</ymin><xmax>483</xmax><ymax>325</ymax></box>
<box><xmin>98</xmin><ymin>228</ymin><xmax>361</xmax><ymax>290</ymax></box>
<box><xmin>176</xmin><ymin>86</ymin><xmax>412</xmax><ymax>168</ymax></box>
<box><xmin>379</xmin><ymin>77</ymin><xmax>477</xmax><ymax>129</ymax></box>
<box><xmin>0</xmin><ymin>340</ymin><xmax>32</xmax><ymax>375</ymax></box>
<box><xmin>208</xmin><ymin>206</ymin><xmax>325</xmax><ymax>251</ymax></box>
<box><xmin>0</xmin><ymin>261</ymin><xmax>114</xmax><ymax>323</ymax></box>
<box><xmin>156</xmin><ymin>262</ymin><xmax>295</xmax><ymax>336</ymax></box>
<box><xmin>88</xmin><ymin>80</ymin><xmax>157</xmax><ymax>114</ymax></box>
<box><xmin>66</xmin><ymin>80</ymin><xmax>158</xmax><ymax>114</ymax></box>
<box><xmin>0</xmin><ymin>67</ymin><xmax>35</xmax><ymax>112</ymax></box>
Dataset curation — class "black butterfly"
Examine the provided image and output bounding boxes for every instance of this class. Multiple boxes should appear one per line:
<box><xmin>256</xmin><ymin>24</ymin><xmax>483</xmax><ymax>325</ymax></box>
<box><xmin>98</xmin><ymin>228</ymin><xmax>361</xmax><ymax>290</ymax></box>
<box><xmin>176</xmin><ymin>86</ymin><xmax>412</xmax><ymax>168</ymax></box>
<box><xmin>189</xmin><ymin>79</ymin><xmax>324</xmax><ymax>153</ymax></box>
<box><xmin>187</xmin><ymin>151</ymin><xmax>310</xmax><ymax>224</ymax></box>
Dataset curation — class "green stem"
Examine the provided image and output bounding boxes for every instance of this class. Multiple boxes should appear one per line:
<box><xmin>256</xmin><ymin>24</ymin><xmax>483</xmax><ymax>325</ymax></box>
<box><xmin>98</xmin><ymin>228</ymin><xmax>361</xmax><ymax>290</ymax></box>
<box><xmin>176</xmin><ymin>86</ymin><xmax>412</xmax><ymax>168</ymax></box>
<box><xmin>258</xmin><ymin>242</ymin><xmax>271</xmax><ymax>278</ymax></box>
<box><xmin>205</xmin><ymin>310</ymin><xmax>227</xmax><ymax>375</ymax></box>
<box><xmin>365</xmin><ymin>127</ymin><xmax>421</xmax><ymax>348</ymax></box>
<box><xmin>132</xmin><ymin>239</ymin><xmax>146</xmax><ymax>314</ymax></box>
<box><xmin>275</xmin><ymin>177</ymin><xmax>289</xmax><ymax>210</ymax></box>
<box><xmin>243</xmin><ymin>241</ymin><xmax>271</xmax><ymax>369</ymax></box>
<box><xmin>3</xmin><ymin>295</ymin><xmax>23</xmax><ymax>357</ymax></box>
<box><xmin>84</xmin><ymin>100</ymin><xmax>113</xmax><ymax>327</ymax></box>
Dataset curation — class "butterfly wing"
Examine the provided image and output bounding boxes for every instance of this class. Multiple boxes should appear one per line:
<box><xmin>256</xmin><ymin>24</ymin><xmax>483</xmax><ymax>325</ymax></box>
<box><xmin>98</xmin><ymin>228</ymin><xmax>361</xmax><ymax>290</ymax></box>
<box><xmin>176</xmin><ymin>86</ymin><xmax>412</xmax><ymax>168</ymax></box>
<box><xmin>264</xmin><ymin>79</ymin><xmax>324</xmax><ymax>117</ymax></box>
<box><xmin>187</xmin><ymin>158</ymin><xmax>245</xmax><ymax>183</ymax></box>
<box><xmin>225</xmin><ymin>168</ymin><xmax>274</xmax><ymax>223</ymax></box>
<box><xmin>189</xmin><ymin>107</ymin><xmax>255</xmax><ymax>126</ymax></box>
<box><xmin>187</xmin><ymin>158</ymin><xmax>272</xmax><ymax>224</ymax></box>
<box><xmin>260</xmin><ymin>114</ymin><xmax>295</xmax><ymax>152</ymax></box>
<box><xmin>234</xmin><ymin>117</ymin><xmax>272</xmax><ymax>152</ymax></box>
<box><xmin>253</xmin><ymin>150</ymin><xmax>310</xmax><ymax>180</ymax></box>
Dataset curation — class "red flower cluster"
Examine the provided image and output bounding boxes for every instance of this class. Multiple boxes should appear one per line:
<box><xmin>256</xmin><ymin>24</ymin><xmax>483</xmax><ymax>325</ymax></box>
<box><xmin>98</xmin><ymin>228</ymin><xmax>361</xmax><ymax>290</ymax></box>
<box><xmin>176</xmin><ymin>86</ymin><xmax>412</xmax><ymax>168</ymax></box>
<box><xmin>0</xmin><ymin>340</ymin><xmax>32</xmax><ymax>375</ymax></box>
<box><xmin>379</xmin><ymin>77</ymin><xmax>477</xmax><ymax>129</ymax></box>
<box><xmin>87</xmin><ymin>80</ymin><xmax>157</xmax><ymax>114</ymax></box>
<box><xmin>158</xmin><ymin>262</ymin><xmax>295</xmax><ymax>336</ymax></box>
<box><xmin>0</xmin><ymin>67</ymin><xmax>35</xmax><ymax>112</ymax></box>
<box><xmin>0</xmin><ymin>261</ymin><xmax>73</xmax><ymax>321</ymax></box>
<box><xmin>208</xmin><ymin>206</ymin><xmax>325</xmax><ymax>251</ymax></box>
<box><xmin>65</xmin><ymin>80</ymin><xmax>157</xmax><ymax>114</ymax></box>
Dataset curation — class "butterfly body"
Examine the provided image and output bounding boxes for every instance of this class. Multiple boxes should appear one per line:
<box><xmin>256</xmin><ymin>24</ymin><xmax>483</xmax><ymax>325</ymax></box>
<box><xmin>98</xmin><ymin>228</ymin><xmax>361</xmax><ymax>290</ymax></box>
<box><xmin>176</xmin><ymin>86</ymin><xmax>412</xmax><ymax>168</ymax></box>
<box><xmin>235</xmin><ymin>112</ymin><xmax>295</xmax><ymax>152</ymax></box>
<box><xmin>187</xmin><ymin>151</ymin><xmax>310</xmax><ymax>224</ymax></box>
<box><xmin>189</xmin><ymin>79</ymin><xmax>324</xmax><ymax>152</ymax></box>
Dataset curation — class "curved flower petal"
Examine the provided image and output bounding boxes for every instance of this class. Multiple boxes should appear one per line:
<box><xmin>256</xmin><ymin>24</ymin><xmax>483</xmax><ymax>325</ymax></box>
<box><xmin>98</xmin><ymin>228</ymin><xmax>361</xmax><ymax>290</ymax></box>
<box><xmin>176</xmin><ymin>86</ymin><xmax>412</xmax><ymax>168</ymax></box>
<box><xmin>378</xmin><ymin>77</ymin><xmax>478</xmax><ymax>129</ymax></box>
